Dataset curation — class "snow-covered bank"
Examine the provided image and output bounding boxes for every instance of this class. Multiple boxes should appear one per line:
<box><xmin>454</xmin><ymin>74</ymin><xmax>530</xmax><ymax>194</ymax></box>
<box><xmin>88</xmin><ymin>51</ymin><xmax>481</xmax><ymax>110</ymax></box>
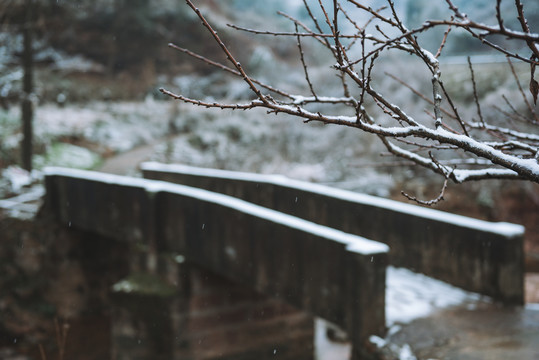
<box><xmin>386</xmin><ymin>266</ymin><xmax>486</xmax><ymax>326</ymax></box>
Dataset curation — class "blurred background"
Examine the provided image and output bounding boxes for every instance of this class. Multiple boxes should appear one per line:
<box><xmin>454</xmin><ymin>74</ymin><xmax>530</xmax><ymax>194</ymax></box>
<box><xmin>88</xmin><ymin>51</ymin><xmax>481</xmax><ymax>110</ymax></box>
<box><xmin>1</xmin><ymin>0</ymin><xmax>537</xmax><ymax>253</ymax></box>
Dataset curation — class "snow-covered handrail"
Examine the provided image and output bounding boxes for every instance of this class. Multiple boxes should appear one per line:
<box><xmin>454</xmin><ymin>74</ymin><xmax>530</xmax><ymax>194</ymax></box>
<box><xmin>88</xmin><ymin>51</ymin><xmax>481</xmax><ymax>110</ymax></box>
<box><xmin>141</xmin><ymin>161</ymin><xmax>526</xmax><ymax>305</ymax></box>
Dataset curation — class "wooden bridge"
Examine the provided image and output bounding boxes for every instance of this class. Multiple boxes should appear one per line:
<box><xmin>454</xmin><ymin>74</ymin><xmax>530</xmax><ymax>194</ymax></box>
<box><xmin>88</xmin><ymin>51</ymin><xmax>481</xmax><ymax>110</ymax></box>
<box><xmin>43</xmin><ymin>163</ymin><xmax>525</xmax><ymax>359</ymax></box>
<box><xmin>140</xmin><ymin>162</ymin><xmax>525</xmax><ymax>304</ymax></box>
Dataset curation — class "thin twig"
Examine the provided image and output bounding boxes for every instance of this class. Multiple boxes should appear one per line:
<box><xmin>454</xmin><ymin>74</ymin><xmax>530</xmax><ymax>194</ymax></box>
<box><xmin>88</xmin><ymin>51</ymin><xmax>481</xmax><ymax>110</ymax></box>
<box><xmin>514</xmin><ymin>0</ymin><xmax>539</xmax><ymax>59</ymax></box>
<box><xmin>359</xmin><ymin>31</ymin><xmax>367</xmax><ymax>105</ymax></box>
<box><xmin>401</xmin><ymin>177</ymin><xmax>449</xmax><ymax>206</ymax></box>
<box><xmin>168</xmin><ymin>43</ymin><xmax>293</xmax><ymax>99</ymax></box>
<box><xmin>185</xmin><ymin>0</ymin><xmax>268</xmax><ymax>105</ymax></box>
<box><xmin>435</xmin><ymin>24</ymin><xmax>452</xmax><ymax>58</ymax></box>
<box><xmin>295</xmin><ymin>23</ymin><xmax>318</xmax><ymax>99</ymax></box>
<box><xmin>303</xmin><ymin>0</ymin><xmax>324</xmax><ymax>35</ymax></box>
<box><xmin>431</xmin><ymin>64</ymin><xmax>444</xmax><ymax>129</ymax></box>
<box><xmin>467</xmin><ymin>57</ymin><xmax>485</xmax><ymax>127</ymax></box>
<box><xmin>499</xmin><ymin>95</ymin><xmax>535</xmax><ymax>124</ymax></box>
<box><xmin>159</xmin><ymin>88</ymin><xmax>263</xmax><ymax>109</ymax></box>
<box><xmin>332</xmin><ymin>0</ymin><xmax>343</xmax><ymax>66</ymax></box>
<box><xmin>438</xmin><ymin>81</ymin><xmax>470</xmax><ymax>136</ymax></box>
<box><xmin>494</xmin><ymin>102</ymin><xmax>530</xmax><ymax>125</ymax></box>
<box><xmin>226</xmin><ymin>24</ymin><xmax>361</xmax><ymax>39</ymax></box>
<box><xmin>495</xmin><ymin>0</ymin><xmax>505</xmax><ymax>33</ymax></box>
<box><xmin>277</xmin><ymin>11</ymin><xmax>326</xmax><ymax>47</ymax></box>
<box><xmin>507</xmin><ymin>56</ymin><xmax>539</xmax><ymax>122</ymax></box>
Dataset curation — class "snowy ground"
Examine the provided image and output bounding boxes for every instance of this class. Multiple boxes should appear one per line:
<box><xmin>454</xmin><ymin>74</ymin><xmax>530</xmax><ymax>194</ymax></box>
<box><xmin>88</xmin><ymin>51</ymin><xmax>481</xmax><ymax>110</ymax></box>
<box><xmin>316</xmin><ymin>266</ymin><xmax>487</xmax><ymax>360</ymax></box>
<box><xmin>385</xmin><ymin>267</ymin><xmax>485</xmax><ymax>326</ymax></box>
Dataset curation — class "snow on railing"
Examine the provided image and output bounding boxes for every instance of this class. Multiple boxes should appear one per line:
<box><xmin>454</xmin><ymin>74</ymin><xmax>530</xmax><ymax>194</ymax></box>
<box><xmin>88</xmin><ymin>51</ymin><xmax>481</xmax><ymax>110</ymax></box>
<box><xmin>141</xmin><ymin>161</ymin><xmax>526</xmax><ymax>305</ymax></box>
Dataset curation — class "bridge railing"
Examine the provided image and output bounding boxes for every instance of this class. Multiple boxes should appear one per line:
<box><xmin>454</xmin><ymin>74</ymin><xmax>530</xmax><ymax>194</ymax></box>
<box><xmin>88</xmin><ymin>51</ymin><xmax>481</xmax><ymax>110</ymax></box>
<box><xmin>44</xmin><ymin>167</ymin><xmax>389</xmax><ymax>355</ymax></box>
<box><xmin>141</xmin><ymin>162</ymin><xmax>525</xmax><ymax>304</ymax></box>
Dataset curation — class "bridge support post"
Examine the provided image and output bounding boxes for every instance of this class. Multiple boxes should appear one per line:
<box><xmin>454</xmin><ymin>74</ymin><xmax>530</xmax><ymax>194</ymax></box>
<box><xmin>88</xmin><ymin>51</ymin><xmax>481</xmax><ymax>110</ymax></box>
<box><xmin>111</xmin><ymin>255</ymin><xmax>316</xmax><ymax>360</ymax></box>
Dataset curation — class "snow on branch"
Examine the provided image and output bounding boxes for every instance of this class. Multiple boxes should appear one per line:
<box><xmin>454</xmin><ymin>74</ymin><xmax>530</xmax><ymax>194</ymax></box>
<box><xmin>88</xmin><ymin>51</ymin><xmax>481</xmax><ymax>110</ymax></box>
<box><xmin>161</xmin><ymin>0</ymin><xmax>539</xmax><ymax>201</ymax></box>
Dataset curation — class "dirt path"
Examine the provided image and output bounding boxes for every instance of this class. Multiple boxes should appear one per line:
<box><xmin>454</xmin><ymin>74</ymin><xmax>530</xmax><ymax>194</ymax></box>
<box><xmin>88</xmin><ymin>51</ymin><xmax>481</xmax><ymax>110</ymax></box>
<box><xmin>98</xmin><ymin>142</ymin><xmax>158</xmax><ymax>175</ymax></box>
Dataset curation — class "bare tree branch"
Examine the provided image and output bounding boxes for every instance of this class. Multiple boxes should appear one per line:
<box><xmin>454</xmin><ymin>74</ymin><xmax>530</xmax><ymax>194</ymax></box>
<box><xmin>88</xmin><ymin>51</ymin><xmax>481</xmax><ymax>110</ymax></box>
<box><xmin>402</xmin><ymin>177</ymin><xmax>449</xmax><ymax>206</ymax></box>
<box><xmin>183</xmin><ymin>0</ymin><xmax>269</xmax><ymax>105</ymax></box>
<box><xmin>161</xmin><ymin>0</ymin><xmax>539</xmax><ymax>193</ymax></box>
<box><xmin>167</xmin><ymin>43</ymin><xmax>293</xmax><ymax>100</ymax></box>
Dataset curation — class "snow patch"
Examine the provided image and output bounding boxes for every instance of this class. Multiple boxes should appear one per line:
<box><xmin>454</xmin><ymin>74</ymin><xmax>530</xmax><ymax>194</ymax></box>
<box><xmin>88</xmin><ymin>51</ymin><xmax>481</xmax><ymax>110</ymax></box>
<box><xmin>369</xmin><ymin>331</ymin><xmax>418</xmax><ymax>360</ymax></box>
<box><xmin>2</xmin><ymin>166</ymin><xmax>33</xmax><ymax>193</ymax></box>
<box><xmin>386</xmin><ymin>266</ymin><xmax>484</xmax><ymax>326</ymax></box>
<box><xmin>0</xmin><ymin>185</ymin><xmax>44</xmax><ymax>219</ymax></box>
